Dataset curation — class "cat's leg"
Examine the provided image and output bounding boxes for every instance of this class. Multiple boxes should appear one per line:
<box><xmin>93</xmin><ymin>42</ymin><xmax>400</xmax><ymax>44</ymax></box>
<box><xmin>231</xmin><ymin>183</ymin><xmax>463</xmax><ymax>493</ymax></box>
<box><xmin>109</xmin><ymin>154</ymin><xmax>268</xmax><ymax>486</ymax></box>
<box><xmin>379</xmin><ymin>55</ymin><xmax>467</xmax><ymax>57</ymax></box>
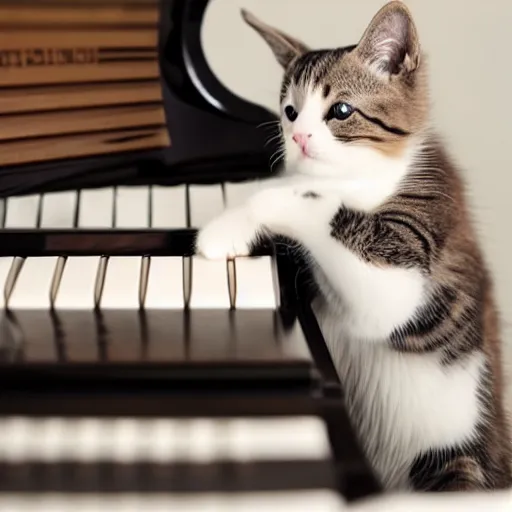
<box><xmin>195</xmin><ymin>181</ymin><xmax>344</xmax><ymax>260</ymax></box>
<box><xmin>410</xmin><ymin>438</ymin><xmax>512</xmax><ymax>492</ymax></box>
<box><xmin>196</xmin><ymin>181</ymin><xmax>425</xmax><ymax>342</ymax></box>
<box><xmin>410</xmin><ymin>451</ymin><xmax>487</xmax><ymax>492</ymax></box>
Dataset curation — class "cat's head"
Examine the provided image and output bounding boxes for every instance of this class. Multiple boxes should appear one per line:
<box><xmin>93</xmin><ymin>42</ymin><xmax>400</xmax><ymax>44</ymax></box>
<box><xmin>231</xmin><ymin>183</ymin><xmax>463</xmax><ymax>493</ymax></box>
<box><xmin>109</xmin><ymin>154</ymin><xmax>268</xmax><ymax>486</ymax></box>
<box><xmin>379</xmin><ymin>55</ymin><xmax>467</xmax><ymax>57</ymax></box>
<box><xmin>242</xmin><ymin>1</ymin><xmax>428</xmax><ymax>179</ymax></box>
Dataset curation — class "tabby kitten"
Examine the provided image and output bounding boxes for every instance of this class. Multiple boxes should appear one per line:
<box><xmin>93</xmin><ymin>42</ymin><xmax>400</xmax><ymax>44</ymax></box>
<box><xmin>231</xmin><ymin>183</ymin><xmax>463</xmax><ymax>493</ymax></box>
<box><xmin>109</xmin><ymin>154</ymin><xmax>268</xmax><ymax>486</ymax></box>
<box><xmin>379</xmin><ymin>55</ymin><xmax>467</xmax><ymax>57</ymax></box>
<box><xmin>195</xmin><ymin>1</ymin><xmax>512</xmax><ymax>492</ymax></box>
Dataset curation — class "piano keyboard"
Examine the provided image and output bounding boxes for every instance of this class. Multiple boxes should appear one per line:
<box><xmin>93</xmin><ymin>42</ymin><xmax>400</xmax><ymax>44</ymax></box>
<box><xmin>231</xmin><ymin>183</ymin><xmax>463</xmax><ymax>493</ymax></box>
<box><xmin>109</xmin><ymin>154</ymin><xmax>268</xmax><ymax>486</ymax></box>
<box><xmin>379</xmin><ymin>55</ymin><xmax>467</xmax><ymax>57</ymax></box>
<box><xmin>1</xmin><ymin>181</ymin><xmax>260</xmax><ymax>230</ymax></box>
<box><xmin>0</xmin><ymin>416</ymin><xmax>329</xmax><ymax>463</ymax></box>
<box><xmin>0</xmin><ymin>178</ymin><xmax>315</xmax><ymax>393</ymax></box>
<box><xmin>0</xmin><ymin>253</ymin><xmax>278</xmax><ymax>310</ymax></box>
<box><xmin>0</xmin><ymin>493</ymin><xmax>346</xmax><ymax>512</ymax></box>
<box><xmin>0</xmin><ymin>416</ymin><xmax>339</xmax><ymax>497</ymax></box>
<box><xmin>0</xmin><ymin>180</ymin><xmax>369</xmax><ymax>505</ymax></box>
<box><xmin>0</xmin><ymin>181</ymin><xmax>280</xmax><ymax>311</ymax></box>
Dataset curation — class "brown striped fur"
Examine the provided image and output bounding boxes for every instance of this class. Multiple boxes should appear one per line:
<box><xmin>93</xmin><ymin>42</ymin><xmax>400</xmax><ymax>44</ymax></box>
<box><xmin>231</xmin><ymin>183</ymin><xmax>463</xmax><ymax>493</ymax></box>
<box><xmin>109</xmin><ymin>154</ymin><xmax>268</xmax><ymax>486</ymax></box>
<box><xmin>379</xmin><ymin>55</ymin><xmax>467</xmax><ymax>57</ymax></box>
<box><xmin>329</xmin><ymin>135</ymin><xmax>512</xmax><ymax>489</ymax></box>
<box><xmin>243</xmin><ymin>0</ymin><xmax>512</xmax><ymax>491</ymax></box>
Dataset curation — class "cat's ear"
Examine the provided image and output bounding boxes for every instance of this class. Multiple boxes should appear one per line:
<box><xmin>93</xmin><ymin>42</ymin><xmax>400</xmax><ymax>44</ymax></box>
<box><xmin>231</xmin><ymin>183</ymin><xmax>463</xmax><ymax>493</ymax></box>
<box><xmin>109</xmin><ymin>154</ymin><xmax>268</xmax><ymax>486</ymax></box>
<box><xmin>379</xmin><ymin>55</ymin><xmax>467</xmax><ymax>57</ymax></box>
<box><xmin>355</xmin><ymin>1</ymin><xmax>420</xmax><ymax>76</ymax></box>
<box><xmin>241</xmin><ymin>9</ymin><xmax>309</xmax><ymax>69</ymax></box>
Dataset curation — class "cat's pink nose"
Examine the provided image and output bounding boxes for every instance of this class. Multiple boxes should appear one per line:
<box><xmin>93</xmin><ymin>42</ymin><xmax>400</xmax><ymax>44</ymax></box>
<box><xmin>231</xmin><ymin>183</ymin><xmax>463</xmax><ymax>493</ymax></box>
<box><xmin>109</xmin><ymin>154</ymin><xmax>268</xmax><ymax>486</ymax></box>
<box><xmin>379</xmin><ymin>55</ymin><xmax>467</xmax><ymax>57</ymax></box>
<box><xmin>292</xmin><ymin>133</ymin><xmax>312</xmax><ymax>152</ymax></box>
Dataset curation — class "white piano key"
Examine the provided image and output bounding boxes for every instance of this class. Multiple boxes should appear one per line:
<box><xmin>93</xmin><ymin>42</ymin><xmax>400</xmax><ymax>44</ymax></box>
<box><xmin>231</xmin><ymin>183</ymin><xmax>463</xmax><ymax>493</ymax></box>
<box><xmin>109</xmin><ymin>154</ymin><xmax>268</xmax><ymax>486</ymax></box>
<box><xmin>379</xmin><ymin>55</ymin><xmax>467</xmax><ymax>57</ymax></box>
<box><xmin>8</xmin><ymin>257</ymin><xmax>58</xmax><ymax>309</ymax></box>
<box><xmin>0</xmin><ymin>416</ymin><xmax>329</xmax><ymax>464</ymax></box>
<box><xmin>176</xmin><ymin>419</ymin><xmax>225</xmax><ymax>464</ymax></box>
<box><xmin>54</xmin><ymin>257</ymin><xmax>100</xmax><ymax>309</ymax></box>
<box><xmin>25</xmin><ymin>418</ymin><xmax>68</xmax><ymax>462</ymax></box>
<box><xmin>0</xmin><ymin>257</ymin><xmax>14</xmax><ymax>308</ymax></box>
<box><xmin>151</xmin><ymin>184</ymin><xmax>187</xmax><ymax>228</ymax></box>
<box><xmin>73</xmin><ymin>418</ymin><xmax>115</xmax><ymax>462</ymax></box>
<box><xmin>144</xmin><ymin>256</ymin><xmax>184</xmax><ymax>308</ymax></box>
<box><xmin>114</xmin><ymin>186</ymin><xmax>150</xmax><ymax>228</ymax></box>
<box><xmin>39</xmin><ymin>191</ymin><xmax>77</xmax><ymax>228</ymax></box>
<box><xmin>224</xmin><ymin>180</ymin><xmax>260</xmax><ymax>208</ymax></box>
<box><xmin>234</xmin><ymin>256</ymin><xmax>278</xmax><ymax>309</ymax></box>
<box><xmin>0</xmin><ymin>492</ymin><xmax>345</xmax><ymax>512</ymax></box>
<box><xmin>188</xmin><ymin>184</ymin><xmax>225</xmax><ymax>228</ymax></box>
<box><xmin>229</xmin><ymin>417</ymin><xmax>330</xmax><ymax>461</ymax></box>
<box><xmin>0</xmin><ymin>417</ymin><xmax>34</xmax><ymax>461</ymax></box>
<box><xmin>78</xmin><ymin>187</ymin><xmax>114</xmax><ymax>228</ymax></box>
<box><xmin>144</xmin><ymin>419</ymin><xmax>181</xmax><ymax>463</ymax></box>
<box><xmin>223</xmin><ymin>181</ymin><xmax>278</xmax><ymax>309</ymax></box>
<box><xmin>189</xmin><ymin>256</ymin><xmax>230</xmax><ymax>308</ymax></box>
<box><xmin>110</xmin><ymin>419</ymin><xmax>149</xmax><ymax>463</ymax></box>
<box><xmin>4</xmin><ymin>194</ymin><xmax>40</xmax><ymax>228</ymax></box>
<box><xmin>100</xmin><ymin>256</ymin><xmax>142</xmax><ymax>309</ymax></box>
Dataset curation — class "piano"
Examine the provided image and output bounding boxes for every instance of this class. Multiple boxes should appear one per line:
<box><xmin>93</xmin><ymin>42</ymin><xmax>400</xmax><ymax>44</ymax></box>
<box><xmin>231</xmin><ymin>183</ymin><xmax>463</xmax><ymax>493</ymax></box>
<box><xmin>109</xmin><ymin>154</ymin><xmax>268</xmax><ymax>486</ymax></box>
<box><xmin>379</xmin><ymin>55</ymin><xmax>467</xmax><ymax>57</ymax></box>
<box><xmin>0</xmin><ymin>0</ymin><xmax>381</xmax><ymax>507</ymax></box>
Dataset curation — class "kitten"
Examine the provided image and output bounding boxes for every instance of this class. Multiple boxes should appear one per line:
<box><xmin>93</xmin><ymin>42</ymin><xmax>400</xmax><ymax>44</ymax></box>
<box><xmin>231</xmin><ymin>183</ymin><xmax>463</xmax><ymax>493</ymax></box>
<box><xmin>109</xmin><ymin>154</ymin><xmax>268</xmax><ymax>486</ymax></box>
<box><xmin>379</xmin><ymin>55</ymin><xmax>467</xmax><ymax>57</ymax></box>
<box><xmin>195</xmin><ymin>0</ymin><xmax>512</xmax><ymax>492</ymax></box>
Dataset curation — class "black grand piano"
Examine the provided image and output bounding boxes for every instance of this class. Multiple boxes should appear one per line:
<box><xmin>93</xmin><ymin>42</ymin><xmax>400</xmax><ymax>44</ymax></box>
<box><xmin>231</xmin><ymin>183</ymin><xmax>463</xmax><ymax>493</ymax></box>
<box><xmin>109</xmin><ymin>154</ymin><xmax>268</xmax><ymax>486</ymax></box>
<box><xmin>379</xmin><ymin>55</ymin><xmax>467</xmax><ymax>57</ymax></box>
<box><xmin>0</xmin><ymin>0</ymin><xmax>381</xmax><ymax>505</ymax></box>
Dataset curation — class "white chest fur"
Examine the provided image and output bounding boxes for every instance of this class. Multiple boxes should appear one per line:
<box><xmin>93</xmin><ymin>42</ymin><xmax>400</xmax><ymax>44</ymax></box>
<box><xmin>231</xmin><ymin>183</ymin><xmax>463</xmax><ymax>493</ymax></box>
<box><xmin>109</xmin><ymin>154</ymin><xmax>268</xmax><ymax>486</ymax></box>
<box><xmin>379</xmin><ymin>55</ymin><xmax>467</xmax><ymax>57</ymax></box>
<box><xmin>313</xmin><ymin>294</ymin><xmax>485</xmax><ymax>490</ymax></box>
<box><xmin>197</xmin><ymin>87</ymin><xmax>485</xmax><ymax>491</ymax></box>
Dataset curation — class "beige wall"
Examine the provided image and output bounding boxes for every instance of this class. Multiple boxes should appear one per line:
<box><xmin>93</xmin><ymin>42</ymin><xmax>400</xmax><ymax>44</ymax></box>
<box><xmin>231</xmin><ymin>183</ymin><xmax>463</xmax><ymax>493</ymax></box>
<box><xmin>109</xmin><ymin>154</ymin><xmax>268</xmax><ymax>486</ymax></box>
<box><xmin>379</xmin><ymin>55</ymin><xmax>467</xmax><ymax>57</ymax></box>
<box><xmin>203</xmin><ymin>0</ymin><xmax>512</xmax><ymax>354</ymax></box>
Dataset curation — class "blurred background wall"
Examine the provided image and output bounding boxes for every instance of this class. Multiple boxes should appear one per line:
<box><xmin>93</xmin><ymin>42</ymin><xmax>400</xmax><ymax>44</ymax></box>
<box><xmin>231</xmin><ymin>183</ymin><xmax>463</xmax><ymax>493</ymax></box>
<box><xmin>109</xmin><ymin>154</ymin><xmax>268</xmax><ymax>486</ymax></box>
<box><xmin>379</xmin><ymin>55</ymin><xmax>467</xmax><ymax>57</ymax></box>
<box><xmin>203</xmin><ymin>0</ymin><xmax>512</xmax><ymax>390</ymax></box>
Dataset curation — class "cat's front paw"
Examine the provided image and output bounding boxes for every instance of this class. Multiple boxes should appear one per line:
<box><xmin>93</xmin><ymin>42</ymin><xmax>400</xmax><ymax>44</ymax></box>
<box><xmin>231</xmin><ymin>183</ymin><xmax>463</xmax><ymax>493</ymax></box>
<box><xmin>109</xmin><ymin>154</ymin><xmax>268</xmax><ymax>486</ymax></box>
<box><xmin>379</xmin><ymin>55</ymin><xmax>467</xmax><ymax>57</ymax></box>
<box><xmin>195</xmin><ymin>207</ymin><xmax>261</xmax><ymax>259</ymax></box>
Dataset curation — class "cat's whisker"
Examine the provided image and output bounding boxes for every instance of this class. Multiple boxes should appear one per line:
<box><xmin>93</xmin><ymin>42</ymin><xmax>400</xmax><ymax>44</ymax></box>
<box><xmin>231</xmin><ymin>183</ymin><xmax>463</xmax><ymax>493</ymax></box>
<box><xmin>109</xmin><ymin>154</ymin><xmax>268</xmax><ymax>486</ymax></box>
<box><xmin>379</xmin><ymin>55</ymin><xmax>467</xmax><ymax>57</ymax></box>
<box><xmin>264</xmin><ymin>132</ymin><xmax>284</xmax><ymax>147</ymax></box>
<box><xmin>269</xmin><ymin>147</ymin><xmax>286</xmax><ymax>172</ymax></box>
<box><xmin>257</xmin><ymin>120</ymin><xmax>281</xmax><ymax>129</ymax></box>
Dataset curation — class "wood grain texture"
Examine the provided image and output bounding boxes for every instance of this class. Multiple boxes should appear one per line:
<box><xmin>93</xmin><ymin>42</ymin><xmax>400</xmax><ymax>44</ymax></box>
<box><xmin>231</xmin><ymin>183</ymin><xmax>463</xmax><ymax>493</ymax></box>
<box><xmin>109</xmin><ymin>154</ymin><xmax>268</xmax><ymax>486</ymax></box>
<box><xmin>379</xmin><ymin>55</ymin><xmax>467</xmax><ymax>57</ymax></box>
<box><xmin>0</xmin><ymin>62</ymin><xmax>160</xmax><ymax>86</ymax></box>
<box><xmin>0</xmin><ymin>5</ymin><xmax>159</xmax><ymax>27</ymax></box>
<box><xmin>3</xmin><ymin>1</ymin><xmax>159</xmax><ymax>4</ymax></box>
<box><xmin>0</xmin><ymin>81</ymin><xmax>163</xmax><ymax>114</ymax></box>
<box><xmin>0</xmin><ymin>0</ymin><xmax>170</xmax><ymax>165</ymax></box>
<box><xmin>0</xmin><ymin>127</ymin><xmax>170</xmax><ymax>166</ymax></box>
<box><xmin>0</xmin><ymin>105</ymin><xmax>166</xmax><ymax>141</ymax></box>
<box><xmin>0</xmin><ymin>30</ymin><xmax>157</xmax><ymax>50</ymax></box>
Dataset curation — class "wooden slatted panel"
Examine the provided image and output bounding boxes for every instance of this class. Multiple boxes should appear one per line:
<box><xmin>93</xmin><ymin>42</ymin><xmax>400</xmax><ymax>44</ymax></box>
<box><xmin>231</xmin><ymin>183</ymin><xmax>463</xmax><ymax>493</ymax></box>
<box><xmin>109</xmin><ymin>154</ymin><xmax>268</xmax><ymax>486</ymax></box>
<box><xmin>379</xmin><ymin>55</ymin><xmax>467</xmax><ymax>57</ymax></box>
<box><xmin>0</xmin><ymin>6</ymin><xmax>159</xmax><ymax>27</ymax></box>
<box><xmin>0</xmin><ymin>106</ymin><xmax>166</xmax><ymax>140</ymax></box>
<box><xmin>0</xmin><ymin>81</ymin><xmax>164</xmax><ymax>114</ymax></box>
<box><xmin>0</xmin><ymin>128</ymin><xmax>170</xmax><ymax>167</ymax></box>
<box><xmin>0</xmin><ymin>63</ymin><xmax>161</xmax><ymax>87</ymax></box>
<box><xmin>0</xmin><ymin>30</ymin><xmax>157</xmax><ymax>49</ymax></box>
<box><xmin>9</xmin><ymin>0</ymin><xmax>159</xmax><ymax>4</ymax></box>
<box><xmin>0</xmin><ymin>1</ymin><xmax>170</xmax><ymax>167</ymax></box>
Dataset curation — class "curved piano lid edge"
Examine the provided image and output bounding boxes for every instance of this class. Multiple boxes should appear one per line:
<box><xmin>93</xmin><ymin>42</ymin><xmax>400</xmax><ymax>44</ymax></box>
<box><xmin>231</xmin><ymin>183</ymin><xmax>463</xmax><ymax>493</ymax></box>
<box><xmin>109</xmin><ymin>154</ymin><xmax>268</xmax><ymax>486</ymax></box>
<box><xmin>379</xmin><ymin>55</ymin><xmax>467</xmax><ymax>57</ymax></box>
<box><xmin>160</xmin><ymin>0</ymin><xmax>279</xmax><ymax>126</ymax></box>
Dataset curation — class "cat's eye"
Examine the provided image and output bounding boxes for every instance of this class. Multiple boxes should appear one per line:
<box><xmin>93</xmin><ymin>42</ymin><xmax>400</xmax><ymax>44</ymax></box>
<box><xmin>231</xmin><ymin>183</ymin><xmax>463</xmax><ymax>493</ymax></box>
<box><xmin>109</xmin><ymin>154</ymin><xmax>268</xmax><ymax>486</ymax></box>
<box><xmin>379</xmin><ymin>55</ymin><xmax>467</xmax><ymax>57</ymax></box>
<box><xmin>328</xmin><ymin>102</ymin><xmax>354</xmax><ymax>121</ymax></box>
<box><xmin>284</xmin><ymin>105</ymin><xmax>298</xmax><ymax>122</ymax></box>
